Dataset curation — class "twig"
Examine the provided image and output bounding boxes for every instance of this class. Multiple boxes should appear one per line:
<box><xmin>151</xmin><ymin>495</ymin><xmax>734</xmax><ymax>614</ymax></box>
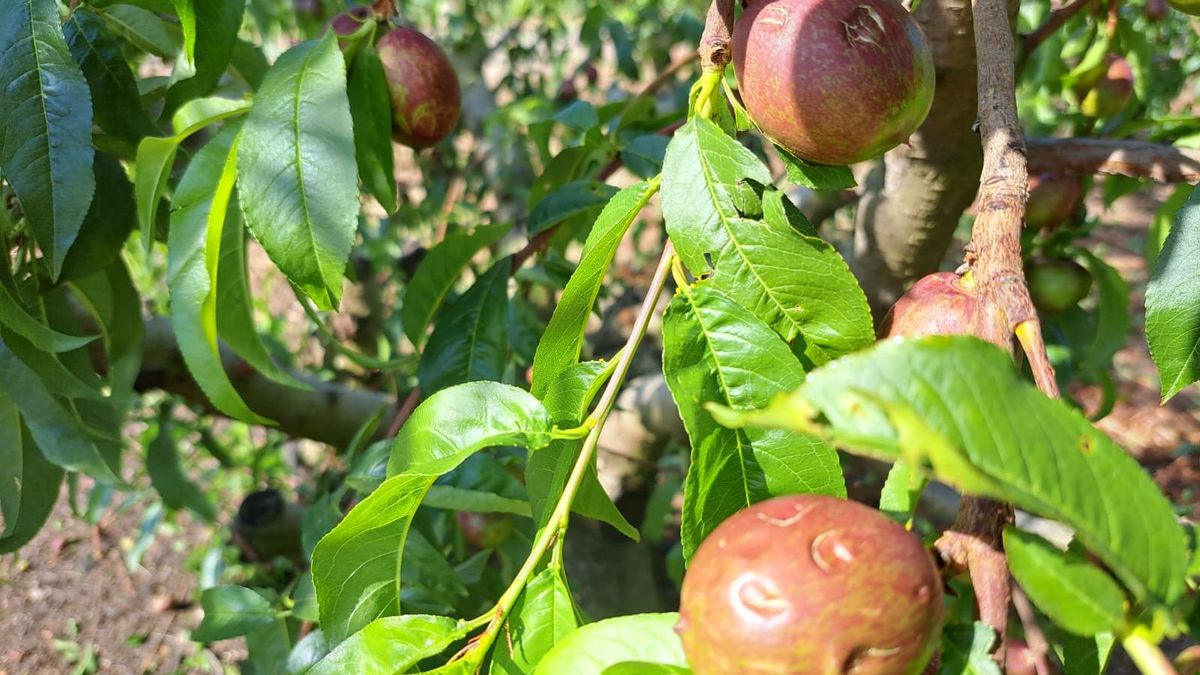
<box><xmin>1011</xmin><ymin>584</ymin><xmax>1056</xmax><ymax>675</ymax></box>
<box><xmin>386</xmin><ymin>387</ymin><xmax>421</xmax><ymax>437</ymax></box>
<box><xmin>1020</xmin><ymin>0</ymin><xmax>1092</xmax><ymax>55</ymax></box>
<box><xmin>1026</xmin><ymin>137</ymin><xmax>1200</xmax><ymax>184</ymax></box>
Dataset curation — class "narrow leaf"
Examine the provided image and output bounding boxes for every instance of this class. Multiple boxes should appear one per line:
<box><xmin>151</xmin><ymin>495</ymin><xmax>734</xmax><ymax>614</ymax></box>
<box><xmin>0</xmin><ymin>391</ymin><xmax>23</xmax><ymax>538</ymax></box>
<box><xmin>0</xmin><ymin>260</ymin><xmax>96</xmax><ymax>352</ymax></box>
<box><xmin>1004</xmin><ymin>528</ymin><xmax>1126</xmax><ymax>636</ymax></box>
<box><xmin>134</xmin><ymin>135</ymin><xmax>179</xmax><ymax>248</ymax></box>
<box><xmin>347</xmin><ymin>45</ymin><xmax>397</xmax><ymax>213</ymax></box>
<box><xmin>238</xmin><ymin>32</ymin><xmax>359</xmax><ymax>310</ymax></box>
<box><xmin>418</xmin><ymin>258</ymin><xmax>510</xmax><ymax>395</ymax></box>
<box><xmin>492</xmin><ymin>567</ymin><xmax>579</xmax><ymax>673</ymax></box>
<box><xmin>60</xmin><ymin>153</ymin><xmax>137</xmax><ymax>281</ymax></box>
<box><xmin>528</xmin><ymin>180</ymin><xmax>621</xmax><ymax>235</ymax></box>
<box><xmin>0</xmin><ymin>424</ymin><xmax>64</xmax><ymax>554</ymax></box>
<box><xmin>0</xmin><ymin>0</ymin><xmax>95</xmax><ymax>278</ymax></box>
<box><xmin>64</xmin><ymin>8</ymin><xmax>157</xmax><ymax>142</ymax></box>
<box><xmin>98</xmin><ymin>4</ymin><xmax>181</xmax><ymax>58</ymax></box>
<box><xmin>776</xmin><ymin>145</ymin><xmax>857</xmax><ymax>190</ymax></box>
<box><xmin>146</xmin><ymin>407</ymin><xmax>217</xmax><ymax>521</ymax></box>
<box><xmin>163</xmin><ymin>0</ymin><xmax>245</xmax><ymax>115</ymax></box>
<box><xmin>1146</xmin><ymin>186</ymin><xmax>1200</xmax><ymax>400</ymax></box>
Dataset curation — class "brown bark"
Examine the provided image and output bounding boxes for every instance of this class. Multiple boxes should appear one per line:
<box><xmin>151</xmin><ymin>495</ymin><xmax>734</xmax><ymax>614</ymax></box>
<box><xmin>1027</xmin><ymin>137</ymin><xmax>1200</xmax><ymax>184</ymax></box>
<box><xmin>853</xmin><ymin>0</ymin><xmax>984</xmax><ymax>316</ymax></box>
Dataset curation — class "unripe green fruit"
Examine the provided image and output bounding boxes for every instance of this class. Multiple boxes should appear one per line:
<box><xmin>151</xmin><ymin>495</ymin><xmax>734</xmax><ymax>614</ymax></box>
<box><xmin>1027</xmin><ymin>258</ymin><xmax>1092</xmax><ymax>313</ymax></box>
<box><xmin>1026</xmin><ymin>173</ymin><xmax>1083</xmax><ymax>230</ymax></box>
<box><xmin>677</xmin><ymin>495</ymin><xmax>943</xmax><ymax>675</ymax></box>
<box><xmin>880</xmin><ymin>272</ymin><xmax>979</xmax><ymax>338</ymax></box>
<box><xmin>1079</xmin><ymin>56</ymin><xmax>1134</xmax><ymax>118</ymax></box>
<box><xmin>1165</xmin><ymin>0</ymin><xmax>1200</xmax><ymax>15</ymax></box>
<box><xmin>376</xmin><ymin>28</ymin><xmax>462</xmax><ymax>149</ymax></box>
<box><xmin>732</xmin><ymin>0</ymin><xmax>935</xmax><ymax>165</ymax></box>
<box><xmin>456</xmin><ymin>511</ymin><xmax>513</xmax><ymax>549</ymax></box>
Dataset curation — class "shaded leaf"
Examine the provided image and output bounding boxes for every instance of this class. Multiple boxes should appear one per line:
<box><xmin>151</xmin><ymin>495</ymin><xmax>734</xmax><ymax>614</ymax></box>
<box><xmin>192</xmin><ymin>585</ymin><xmax>275</xmax><ymax>642</ymax></box>
<box><xmin>1146</xmin><ymin>186</ymin><xmax>1200</xmax><ymax>400</ymax></box>
<box><xmin>163</xmin><ymin>0</ymin><xmax>244</xmax><ymax>114</ymax></box>
<box><xmin>146</xmin><ymin>406</ymin><xmax>216</xmax><ymax>521</ymax></box>
<box><xmin>0</xmin><ymin>260</ymin><xmax>95</xmax><ymax>352</ymax></box>
<box><xmin>347</xmin><ymin>45</ymin><xmax>397</xmax><ymax>212</ymax></box>
<box><xmin>529</xmin><ymin>180</ymin><xmax>621</xmax><ymax>236</ymax></box>
<box><xmin>98</xmin><ymin>4</ymin><xmax>180</xmax><ymax>57</ymax></box>
<box><xmin>60</xmin><ymin>153</ymin><xmax>137</xmax><ymax>281</ymax></box>
<box><xmin>0</xmin><ymin>424</ymin><xmax>64</xmax><ymax>554</ymax></box>
<box><xmin>938</xmin><ymin>622</ymin><xmax>1001</xmax><ymax>675</ymax></box>
<box><xmin>64</xmin><ymin>8</ymin><xmax>156</xmax><ymax>142</ymax></box>
<box><xmin>419</xmin><ymin>258</ymin><xmax>510</xmax><ymax>395</ymax></box>
<box><xmin>1004</xmin><ymin>528</ymin><xmax>1126</xmax><ymax>636</ymax></box>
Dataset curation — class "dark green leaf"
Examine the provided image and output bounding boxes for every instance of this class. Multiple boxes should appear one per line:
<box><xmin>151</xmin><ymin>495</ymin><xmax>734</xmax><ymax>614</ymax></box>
<box><xmin>192</xmin><ymin>585</ymin><xmax>276</xmax><ymax>642</ymax></box>
<box><xmin>938</xmin><ymin>622</ymin><xmax>1001</xmax><ymax>675</ymax></box>
<box><xmin>308</xmin><ymin>615</ymin><xmax>469</xmax><ymax>675</ymax></box>
<box><xmin>0</xmin><ymin>327</ymin><xmax>106</xmax><ymax>401</ymax></box>
<box><xmin>0</xmin><ymin>423</ymin><xmax>64</xmax><ymax>553</ymax></box>
<box><xmin>286</xmin><ymin>629</ymin><xmax>329</xmax><ymax>674</ymax></box>
<box><xmin>1077</xmin><ymin>250</ymin><xmax>1130</xmax><ymax>376</ymax></box>
<box><xmin>1004</xmin><ymin>528</ymin><xmax>1126</xmax><ymax>636</ymax></box>
<box><xmin>0</xmin><ymin>0</ymin><xmax>95</xmax><ymax>278</ymax></box>
<box><xmin>620</xmin><ymin>135</ymin><xmax>670</xmax><ymax>179</ymax></box>
<box><xmin>663</xmin><ymin>283</ymin><xmax>844</xmax><ymax>557</ymax></box>
<box><xmin>0</xmin><ymin>391</ymin><xmax>20</xmax><ymax>537</ymax></box>
<box><xmin>237</xmin><ymin>33</ymin><xmax>359</xmax><ymax>310</ymax></box>
<box><xmin>419</xmin><ymin>258</ymin><xmax>511</xmax><ymax>395</ymax></box>
<box><xmin>531</xmin><ymin>179</ymin><xmax>659</xmax><ymax>397</ymax></box>
<box><xmin>244</xmin><ymin>619</ymin><xmax>291</xmax><ymax>675</ymax></box>
<box><xmin>98</xmin><ymin>4</ymin><xmax>181</xmax><ymax>57</ymax></box>
<box><xmin>534</xmin><ymin>613</ymin><xmax>688</xmax><ymax>675</ymax></box>
<box><xmin>163</xmin><ymin>0</ymin><xmax>243</xmax><ymax>114</ymax></box>
<box><xmin>0</xmin><ymin>260</ymin><xmax>96</xmax><ymax>352</ymax></box>
<box><xmin>64</xmin><ymin>8</ymin><xmax>157</xmax><ymax>142</ymax></box>
<box><xmin>529</xmin><ymin>181</ymin><xmax>621</xmax><ymax>236</ymax></box>
<box><xmin>146</xmin><ymin>407</ymin><xmax>216</xmax><ymax>521</ymax></box>
<box><xmin>347</xmin><ymin>45</ymin><xmax>398</xmax><ymax>213</ymax></box>
<box><xmin>716</xmin><ymin>337</ymin><xmax>1189</xmax><ymax>604</ymax></box>
<box><xmin>1146</xmin><ymin>186</ymin><xmax>1200</xmax><ymax>400</ymax></box>
<box><xmin>492</xmin><ymin>567</ymin><xmax>578</xmax><ymax>673</ymax></box>
<box><xmin>402</xmin><ymin>224</ymin><xmax>512</xmax><ymax>348</ymax></box>
<box><xmin>60</xmin><ymin>153</ymin><xmax>137</xmax><ymax>281</ymax></box>
<box><xmin>776</xmin><ymin>145</ymin><xmax>857</xmax><ymax>190</ymax></box>
<box><xmin>1057</xmin><ymin>632</ymin><xmax>1115</xmax><ymax>675</ymax></box>
<box><xmin>168</xmin><ymin>125</ymin><xmax>270</xmax><ymax>424</ymax></box>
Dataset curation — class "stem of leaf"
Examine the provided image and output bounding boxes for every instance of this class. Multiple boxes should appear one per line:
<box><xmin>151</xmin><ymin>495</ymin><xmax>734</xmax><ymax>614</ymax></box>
<box><xmin>1121</xmin><ymin>628</ymin><xmax>1179</xmax><ymax>675</ymax></box>
<box><xmin>293</xmin><ymin>286</ymin><xmax>417</xmax><ymax>372</ymax></box>
<box><xmin>471</xmin><ymin>234</ymin><xmax>674</xmax><ymax>658</ymax></box>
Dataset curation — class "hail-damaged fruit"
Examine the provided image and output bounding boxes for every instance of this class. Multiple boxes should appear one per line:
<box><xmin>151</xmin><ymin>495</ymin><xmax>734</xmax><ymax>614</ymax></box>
<box><xmin>1079</xmin><ymin>56</ymin><xmax>1134</xmax><ymax>118</ymax></box>
<box><xmin>879</xmin><ymin>272</ymin><xmax>980</xmax><ymax>338</ymax></box>
<box><xmin>732</xmin><ymin>0</ymin><xmax>935</xmax><ymax>166</ymax></box>
<box><xmin>677</xmin><ymin>495</ymin><xmax>943</xmax><ymax>675</ymax></box>
<box><xmin>1026</xmin><ymin>173</ymin><xmax>1084</xmax><ymax>230</ymax></box>
<box><xmin>376</xmin><ymin>27</ymin><xmax>462</xmax><ymax>148</ymax></box>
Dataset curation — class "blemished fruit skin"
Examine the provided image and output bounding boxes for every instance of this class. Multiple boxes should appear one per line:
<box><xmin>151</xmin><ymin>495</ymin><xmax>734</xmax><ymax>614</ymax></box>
<box><xmin>1027</xmin><ymin>258</ymin><xmax>1092</xmax><ymax>313</ymax></box>
<box><xmin>677</xmin><ymin>495</ymin><xmax>943</xmax><ymax>675</ymax></box>
<box><xmin>376</xmin><ymin>28</ymin><xmax>462</xmax><ymax>148</ymax></box>
<box><xmin>1025</xmin><ymin>173</ymin><xmax>1083</xmax><ymax>230</ymax></box>
<box><xmin>456</xmin><ymin>511</ymin><xmax>513</xmax><ymax>549</ymax></box>
<box><xmin>329</xmin><ymin>6</ymin><xmax>372</xmax><ymax>40</ymax></box>
<box><xmin>1080</xmin><ymin>56</ymin><xmax>1134</xmax><ymax>118</ymax></box>
<box><xmin>732</xmin><ymin>0</ymin><xmax>935</xmax><ymax>166</ymax></box>
<box><xmin>1165</xmin><ymin>0</ymin><xmax>1200</xmax><ymax>15</ymax></box>
<box><xmin>879</xmin><ymin>272</ymin><xmax>977</xmax><ymax>338</ymax></box>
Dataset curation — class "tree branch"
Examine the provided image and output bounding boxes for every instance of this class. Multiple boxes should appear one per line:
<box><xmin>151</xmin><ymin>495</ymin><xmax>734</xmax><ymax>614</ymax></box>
<box><xmin>1027</xmin><ymin>137</ymin><xmax>1200</xmax><ymax>184</ymax></box>
<box><xmin>1020</xmin><ymin>0</ymin><xmax>1091</xmax><ymax>56</ymax></box>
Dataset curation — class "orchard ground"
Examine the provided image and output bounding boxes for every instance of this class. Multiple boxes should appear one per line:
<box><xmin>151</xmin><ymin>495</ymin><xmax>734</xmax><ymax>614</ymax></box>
<box><xmin>0</xmin><ymin>182</ymin><xmax>1197</xmax><ymax>673</ymax></box>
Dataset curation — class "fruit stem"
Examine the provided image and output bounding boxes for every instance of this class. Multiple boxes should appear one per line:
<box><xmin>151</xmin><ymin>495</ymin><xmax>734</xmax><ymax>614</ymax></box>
<box><xmin>470</xmin><ymin>210</ymin><xmax>674</xmax><ymax>660</ymax></box>
<box><xmin>1121</xmin><ymin>627</ymin><xmax>1179</xmax><ymax>675</ymax></box>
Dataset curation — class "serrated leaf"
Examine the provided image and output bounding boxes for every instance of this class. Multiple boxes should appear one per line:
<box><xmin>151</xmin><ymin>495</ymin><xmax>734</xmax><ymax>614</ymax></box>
<box><xmin>0</xmin><ymin>423</ymin><xmax>64</xmax><ymax>554</ymax></box>
<box><xmin>0</xmin><ymin>335</ymin><xmax>121</xmax><ymax>485</ymax></box>
<box><xmin>776</xmin><ymin>144</ymin><xmax>857</xmax><ymax>190</ymax></box>
<box><xmin>237</xmin><ymin>32</ymin><xmax>359</xmax><ymax>310</ymax></box>
<box><xmin>717</xmin><ymin>337</ymin><xmax>1189</xmax><ymax>604</ymax></box>
<box><xmin>146</xmin><ymin>407</ymin><xmax>216</xmax><ymax>521</ymax></box>
<box><xmin>0</xmin><ymin>0</ymin><xmax>95</xmax><ymax>278</ymax></box>
<box><xmin>64</xmin><ymin>8</ymin><xmax>157</xmax><ymax>143</ymax></box>
<box><xmin>168</xmin><ymin>125</ymin><xmax>270</xmax><ymax>424</ymax></box>
<box><xmin>1146</xmin><ymin>186</ymin><xmax>1200</xmax><ymax>400</ymax></box>
<box><xmin>528</xmin><ymin>180</ymin><xmax>621</xmax><ymax>236</ymax></box>
<box><xmin>98</xmin><ymin>4</ymin><xmax>181</xmax><ymax>58</ymax></box>
<box><xmin>0</xmin><ymin>327</ymin><xmax>106</xmax><ymax>401</ymax></box>
<box><xmin>492</xmin><ymin>567</ymin><xmax>578</xmax><ymax>674</ymax></box>
<box><xmin>308</xmin><ymin>615</ymin><xmax>469</xmax><ymax>675</ymax></box>
<box><xmin>938</xmin><ymin>622</ymin><xmax>1001</xmax><ymax>675</ymax></box>
<box><xmin>402</xmin><ymin>224</ymin><xmax>513</xmax><ymax>348</ymax></box>
<box><xmin>192</xmin><ymin>585</ymin><xmax>275</xmax><ymax>642</ymax></box>
<box><xmin>663</xmin><ymin>283</ymin><xmax>845</xmax><ymax>558</ymax></box>
<box><xmin>347</xmin><ymin>45</ymin><xmax>397</xmax><ymax>213</ymax></box>
<box><xmin>528</xmin><ymin>360</ymin><xmax>639</xmax><ymax>540</ymax></box>
<box><xmin>163</xmin><ymin>0</ymin><xmax>244</xmax><ymax>115</ymax></box>
<box><xmin>418</xmin><ymin>258</ymin><xmax>510</xmax><ymax>395</ymax></box>
<box><xmin>531</xmin><ymin>179</ymin><xmax>659</xmax><ymax>397</ymax></box>
<box><xmin>661</xmin><ymin>118</ymin><xmax>871</xmax><ymax>364</ymax></box>
<box><xmin>534</xmin><ymin>613</ymin><xmax>688</xmax><ymax>675</ymax></box>
<box><xmin>314</xmin><ymin>382</ymin><xmax>553</xmax><ymax>643</ymax></box>
<box><xmin>1004</xmin><ymin>528</ymin><xmax>1126</xmax><ymax>636</ymax></box>
<box><xmin>0</xmin><ymin>260</ymin><xmax>95</xmax><ymax>353</ymax></box>
<box><xmin>60</xmin><ymin>153</ymin><xmax>137</xmax><ymax>281</ymax></box>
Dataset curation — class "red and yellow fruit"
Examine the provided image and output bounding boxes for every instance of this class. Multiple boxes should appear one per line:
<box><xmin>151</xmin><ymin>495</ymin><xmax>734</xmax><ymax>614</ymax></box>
<box><xmin>677</xmin><ymin>495</ymin><xmax>943</xmax><ymax>675</ymax></box>
<box><xmin>376</xmin><ymin>28</ymin><xmax>462</xmax><ymax>149</ymax></box>
<box><xmin>732</xmin><ymin>0</ymin><xmax>935</xmax><ymax>165</ymax></box>
<box><xmin>1079</xmin><ymin>56</ymin><xmax>1134</xmax><ymax>118</ymax></box>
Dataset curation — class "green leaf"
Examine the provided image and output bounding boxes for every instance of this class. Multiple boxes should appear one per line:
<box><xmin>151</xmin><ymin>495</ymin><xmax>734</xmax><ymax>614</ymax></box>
<box><xmin>402</xmin><ymin>224</ymin><xmax>513</xmax><ymax>348</ymax></box>
<box><xmin>134</xmin><ymin>135</ymin><xmax>179</xmax><ymax>249</ymax></box>
<box><xmin>0</xmin><ymin>260</ymin><xmax>96</xmax><ymax>353</ymax></box>
<box><xmin>663</xmin><ymin>283</ymin><xmax>844</xmax><ymax>557</ymax></box>
<box><xmin>0</xmin><ymin>423</ymin><xmax>64</xmax><ymax>554</ymax></box>
<box><xmin>938</xmin><ymin>622</ymin><xmax>1001</xmax><ymax>675</ymax></box>
<box><xmin>492</xmin><ymin>567</ymin><xmax>579</xmax><ymax>674</ymax></box>
<box><xmin>0</xmin><ymin>391</ymin><xmax>20</xmax><ymax>538</ymax></box>
<box><xmin>776</xmin><ymin>145</ymin><xmax>857</xmax><ymax>190</ymax></box>
<box><xmin>529</xmin><ymin>180</ymin><xmax>621</xmax><ymax>236</ymax></box>
<box><xmin>60</xmin><ymin>153</ymin><xmax>137</xmax><ymax>281</ymax></box>
<box><xmin>98</xmin><ymin>4</ymin><xmax>181</xmax><ymax>58</ymax></box>
<box><xmin>146</xmin><ymin>407</ymin><xmax>217</xmax><ymax>522</ymax></box>
<box><xmin>603</xmin><ymin>664</ymin><xmax>691</xmax><ymax>675</ymax></box>
<box><xmin>1146</xmin><ymin>186</ymin><xmax>1200</xmax><ymax>400</ymax></box>
<box><xmin>64</xmin><ymin>8</ymin><xmax>157</xmax><ymax>143</ymax></box>
<box><xmin>531</xmin><ymin>179</ymin><xmax>659</xmax><ymax>397</ymax></box>
<box><xmin>422</xmin><ymin>486</ymin><xmax>531</xmax><ymax>517</ymax></box>
<box><xmin>534</xmin><ymin>613</ymin><xmax>688</xmax><ymax>675</ymax></box>
<box><xmin>879</xmin><ymin>459</ymin><xmax>926</xmax><ymax>526</ymax></box>
<box><xmin>347</xmin><ymin>45</ymin><xmax>397</xmax><ymax>213</ymax></box>
<box><xmin>0</xmin><ymin>327</ymin><xmax>106</xmax><ymax>401</ymax></box>
<box><xmin>192</xmin><ymin>585</ymin><xmax>276</xmax><ymax>642</ymax></box>
<box><xmin>0</xmin><ymin>0</ymin><xmax>95</xmax><ymax>278</ymax></box>
<box><xmin>418</xmin><ymin>258</ymin><xmax>511</xmax><ymax>395</ymax></box>
<box><xmin>528</xmin><ymin>359</ymin><xmax>639</xmax><ymax>539</ymax></box>
<box><xmin>171</xmin><ymin>0</ymin><xmax>195</xmax><ymax>64</ymax></box>
<box><xmin>171</xmin><ymin>96</ymin><xmax>251</xmax><ymax>136</ymax></box>
<box><xmin>238</xmin><ymin>32</ymin><xmax>359</xmax><ymax>310</ymax></box>
<box><xmin>661</xmin><ymin>118</ymin><xmax>872</xmax><ymax>364</ymax></box>
<box><xmin>168</xmin><ymin>126</ymin><xmax>270</xmax><ymax>424</ymax></box>
<box><xmin>308</xmin><ymin>615</ymin><xmax>469</xmax><ymax>675</ymax></box>
<box><xmin>0</xmin><ymin>335</ymin><xmax>121</xmax><ymax>485</ymax></box>
<box><xmin>314</xmin><ymin>382</ymin><xmax>553</xmax><ymax>643</ymax></box>
<box><xmin>163</xmin><ymin>0</ymin><xmax>244</xmax><ymax>115</ymax></box>
<box><xmin>1003</xmin><ymin>528</ymin><xmax>1126</xmax><ymax>636</ymax></box>
<box><xmin>716</xmin><ymin>337</ymin><xmax>1189</xmax><ymax>604</ymax></box>
<box><xmin>1077</xmin><ymin>250</ymin><xmax>1130</xmax><ymax>376</ymax></box>
<box><xmin>1057</xmin><ymin>632</ymin><xmax>1115</xmax><ymax>675</ymax></box>
<box><xmin>620</xmin><ymin>135</ymin><xmax>670</xmax><ymax>179</ymax></box>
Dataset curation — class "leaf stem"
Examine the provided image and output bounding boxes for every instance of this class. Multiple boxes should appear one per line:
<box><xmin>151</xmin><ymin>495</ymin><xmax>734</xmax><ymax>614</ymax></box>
<box><xmin>1121</xmin><ymin>628</ymin><xmax>1179</xmax><ymax>675</ymax></box>
<box><xmin>473</xmin><ymin>235</ymin><xmax>675</xmax><ymax>656</ymax></box>
<box><xmin>293</xmin><ymin>286</ymin><xmax>417</xmax><ymax>372</ymax></box>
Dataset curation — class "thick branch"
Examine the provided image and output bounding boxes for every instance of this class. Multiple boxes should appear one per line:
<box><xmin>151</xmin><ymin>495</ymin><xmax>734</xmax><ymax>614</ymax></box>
<box><xmin>1027</xmin><ymin>137</ymin><xmax>1200</xmax><ymax>184</ymax></box>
